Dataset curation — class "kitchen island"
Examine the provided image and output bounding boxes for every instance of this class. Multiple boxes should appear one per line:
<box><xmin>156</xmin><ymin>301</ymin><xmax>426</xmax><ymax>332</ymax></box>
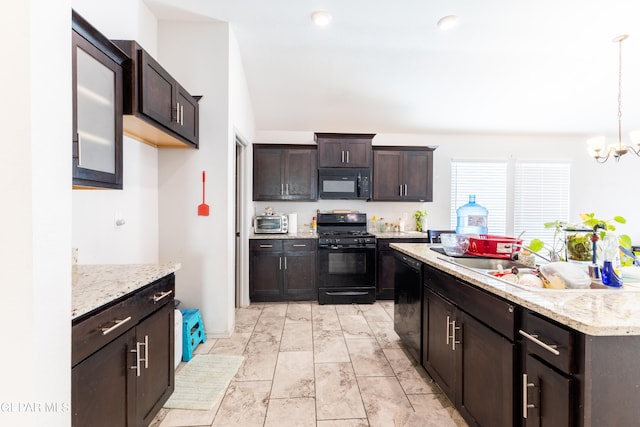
<box><xmin>392</xmin><ymin>242</ymin><xmax>640</xmax><ymax>427</ymax></box>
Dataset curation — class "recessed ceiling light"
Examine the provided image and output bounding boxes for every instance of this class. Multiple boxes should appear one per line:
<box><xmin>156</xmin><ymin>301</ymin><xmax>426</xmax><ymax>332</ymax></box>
<box><xmin>437</xmin><ymin>15</ymin><xmax>458</xmax><ymax>30</ymax></box>
<box><xmin>311</xmin><ymin>10</ymin><xmax>332</xmax><ymax>27</ymax></box>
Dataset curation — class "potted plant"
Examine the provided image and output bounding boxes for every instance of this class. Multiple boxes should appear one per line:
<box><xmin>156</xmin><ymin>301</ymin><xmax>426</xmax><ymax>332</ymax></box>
<box><xmin>414</xmin><ymin>210</ymin><xmax>428</xmax><ymax>232</ymax></box>
<box><xmin>529</xmin><ymin>213</ymin><xmax>632</xmax><ymax>265</ymax></box>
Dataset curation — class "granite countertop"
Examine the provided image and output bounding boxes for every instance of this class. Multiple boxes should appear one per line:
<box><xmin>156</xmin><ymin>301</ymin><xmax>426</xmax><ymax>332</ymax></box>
<box><xmin>250</xmin><ymin>232</ymin><xmax>318</xmax><ymax>239</ymax></box>
<box><xmin>391</xmin><ymin>243</ymin><xmax>640</xmax><ymax>337</ymax></box>
<box><xmin>72</xmin><ymin>263</ymin><xmax>181</xmax><ymax>320</ymax></box>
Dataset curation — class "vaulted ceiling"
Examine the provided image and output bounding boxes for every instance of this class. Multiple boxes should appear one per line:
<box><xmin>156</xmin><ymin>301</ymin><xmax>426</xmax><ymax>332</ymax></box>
<box><xmin>147</xmin><ymin>0</ymin><xmax>640</xmax><ymax>137</ymax></box>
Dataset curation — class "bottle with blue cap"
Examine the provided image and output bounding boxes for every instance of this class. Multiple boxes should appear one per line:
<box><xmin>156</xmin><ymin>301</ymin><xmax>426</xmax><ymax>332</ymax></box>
<box><xmin>456</xmin><ymin>194</ymin><xmax>488</xmax><ymax>235</ymax></box>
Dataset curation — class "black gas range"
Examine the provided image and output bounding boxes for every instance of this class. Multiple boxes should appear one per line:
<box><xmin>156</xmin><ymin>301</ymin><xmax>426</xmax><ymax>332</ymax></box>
<box><xmin>316</xmin><ymin>213</ymin><xmax>376</xmax><ymax>304</ymax></box>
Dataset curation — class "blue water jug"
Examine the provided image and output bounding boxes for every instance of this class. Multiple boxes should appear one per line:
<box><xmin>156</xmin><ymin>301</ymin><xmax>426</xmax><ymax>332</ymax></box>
<box><xmin>456</xmin><ymin>195</ymin><xmax>488</xmax><ymax>235</ymax></box>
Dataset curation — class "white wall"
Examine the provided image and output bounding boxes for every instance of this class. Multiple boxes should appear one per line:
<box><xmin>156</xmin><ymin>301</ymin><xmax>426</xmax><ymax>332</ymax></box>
<box><xmin>254</xmin><ymin>131</ymin><xmax>640</xmax><ymax>242</ymax></box>
<box><xmin>157</xmin><ymin>20</ymin><xmax>255</xmax><ymax>336</ymax></box>
<box><xmin>0</xmin><ymin>1</ymin><xmax>72</xmax><ymax>426</ymax></box>
<box><xmin>72</xmin><ymin>137</ymin><xmax>159</xmax><ymax>264</ymax></box>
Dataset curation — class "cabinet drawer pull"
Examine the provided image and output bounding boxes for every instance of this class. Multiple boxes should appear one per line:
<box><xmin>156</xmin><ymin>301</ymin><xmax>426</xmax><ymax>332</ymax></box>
<box><xmin>404</xmin><ymin>184</ymin><xmax>407</xmax><ymax>196</ymax></box>
<box><xmin>100</xmin><ymin>316</ymin><xmax>132</xmax><ymax>335</ymax></box>
<box><xmin>399</xmin><ymin>185</ymin><xmax>403</xmax><ymax>196</ymax></box>
<box><xmin>446</xmin><ymin>315</ymin><xmax>451</xmax><ymax>345</ymax></box>
<box><xmin>176</xmin><ymin>102</ymin><xmax>180</xmax><ymax>123</ymax></box>
<box><xmin>292</xmin><ymin>244</ymin><xmax>307</xmax><ymax>247</ymax></box>
<box><xmin>346</xmin><ymin>151</ymin><xmax>349</xmax><ymax>163</ymax></box>
<box><xmin>341</xmin><ymin>150</ymin><xmax>345</xmax><ymax>163</ymax></box>
<box><xmin>519</xmin><ymin>329</ymin><xmax>560</xmax><ymax>355</ymax></box>
<box><xmin>180</xmin><ymin>104</ymin><xmax>184</xmax><ymax>125</ymax></box>
<box><xmin>522</xmin><ymin>373</ymin><xmax>536</xmax><ymax>418</ymax></box>
<box><xmin>153</xmin><ymin>290</ymin><xmax>173</xmax><ymax>303</ymax></box>
<box><xmin>284</xmin><ymin>257</ymin><xmax>287</xmax><ymax>270</ymax></box>
<box><xmin>259</xmin><ymin>244</ymin><xmax>273</xmax><ymax>248</ymax></box>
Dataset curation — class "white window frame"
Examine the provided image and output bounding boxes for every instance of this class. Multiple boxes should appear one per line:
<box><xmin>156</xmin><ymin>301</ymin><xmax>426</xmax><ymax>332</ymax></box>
<box><xmin>450</xmin><ymin>159</ymin><xmax>571</xmax><ymax>245</ymax></box>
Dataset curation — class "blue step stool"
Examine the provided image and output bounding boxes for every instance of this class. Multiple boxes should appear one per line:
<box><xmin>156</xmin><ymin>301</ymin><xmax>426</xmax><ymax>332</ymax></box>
<box><xmin>180</xmin><ymin>308</ymin><xmax>206</xmax><ymax>362</ymax></box>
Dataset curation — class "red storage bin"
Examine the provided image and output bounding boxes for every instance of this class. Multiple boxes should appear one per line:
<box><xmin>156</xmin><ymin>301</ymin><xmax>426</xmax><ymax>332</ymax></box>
<box><xmin>466</xmin><ymin>235</ymin><xmax>523</xmax><ymax>259</ymax></box>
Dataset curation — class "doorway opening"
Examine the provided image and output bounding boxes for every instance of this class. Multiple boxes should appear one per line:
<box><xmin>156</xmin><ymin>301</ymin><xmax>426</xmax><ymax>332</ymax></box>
<box><xmin>235</xmin><ymin>134</ymin><xmax>248</xmax><ymax>308</ymax></box>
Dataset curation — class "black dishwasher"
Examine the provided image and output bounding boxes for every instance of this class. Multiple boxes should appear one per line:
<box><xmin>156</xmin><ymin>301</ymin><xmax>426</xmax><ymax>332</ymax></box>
<box><xmin>393</xmin><ymin>250</ymin><xmax>423</xmax><ymax>362</ymax></box>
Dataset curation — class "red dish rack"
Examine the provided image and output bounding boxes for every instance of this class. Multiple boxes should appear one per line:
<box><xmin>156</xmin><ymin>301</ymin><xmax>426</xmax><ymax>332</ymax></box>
<box><xmin>466</xmin><ymin>235</ymin><xmax>523</xmax><ymax>259</ymax></box>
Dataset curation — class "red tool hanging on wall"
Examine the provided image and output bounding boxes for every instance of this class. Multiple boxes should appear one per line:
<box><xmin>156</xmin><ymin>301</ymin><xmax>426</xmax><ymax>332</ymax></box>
<box><xmin>198</xmin><ymin>171</ymin><xmax>210</xmax><ymax>216</ymax></box>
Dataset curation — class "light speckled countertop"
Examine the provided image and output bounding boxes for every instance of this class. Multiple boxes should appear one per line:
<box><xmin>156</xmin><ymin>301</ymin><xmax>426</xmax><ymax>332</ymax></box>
<box><xmin>391</xmin><ymin>243</ymin><xmax>640</xmax><ymax>336</ymax></box>
<box><xmin>72</xmin><ymin>263</ymin><xmax>181</xmax><ymax>320</ymax></box>
<box><xmin>249</xmin><ymin>232</ymin><xmax>318</xmax><ymax>239</ymax></box>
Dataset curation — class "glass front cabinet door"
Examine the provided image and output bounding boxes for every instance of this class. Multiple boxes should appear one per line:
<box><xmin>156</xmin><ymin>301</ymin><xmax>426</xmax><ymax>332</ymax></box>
<box><xmin>72</xmin><ymin>10</ymin><xmax>127</xmax><ymax>189</ymax></box>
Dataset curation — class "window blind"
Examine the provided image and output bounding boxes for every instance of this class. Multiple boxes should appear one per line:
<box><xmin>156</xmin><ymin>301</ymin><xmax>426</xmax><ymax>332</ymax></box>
<box><xmin>450</xmin><ymin>161</ymin><xmax>508</xmax><ymax>235</ymax></box>
<box><xmin>514</xmin><ymin>162</ymin><xmax>570</xmax><ymax>247</ymax></box>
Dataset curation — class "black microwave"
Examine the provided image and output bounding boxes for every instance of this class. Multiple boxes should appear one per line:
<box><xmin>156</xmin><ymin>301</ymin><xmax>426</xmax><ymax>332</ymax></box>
<box><xmin>318</xmin><ymin>168</ymin><xmax>371</xmax><ymax>200</ymax></box>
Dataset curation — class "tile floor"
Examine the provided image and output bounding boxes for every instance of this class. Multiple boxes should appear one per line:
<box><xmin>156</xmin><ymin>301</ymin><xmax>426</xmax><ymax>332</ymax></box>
<box><xmin>151</xmin><ymin>301</ymin><xmax>469</xmax><ymax>427</ymax></box>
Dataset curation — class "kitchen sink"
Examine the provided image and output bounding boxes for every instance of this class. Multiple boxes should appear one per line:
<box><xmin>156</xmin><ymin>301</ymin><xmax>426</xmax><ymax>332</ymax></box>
<box><xmin>446</xmin><ymin>257</ymin><xmax>531</xmax><ymax>271</ymax></box>
<box><xmin>443</xmin><ymin>257</ymin><xmax>640</xmax><ymax>291</ymax></box>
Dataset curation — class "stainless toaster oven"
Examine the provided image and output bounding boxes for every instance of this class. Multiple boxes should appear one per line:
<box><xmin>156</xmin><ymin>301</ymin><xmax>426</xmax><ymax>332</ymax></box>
<box><xmin>254</xmin><ymin>214</ymin><xmax>289</xmax><ymax>234</ymax></box>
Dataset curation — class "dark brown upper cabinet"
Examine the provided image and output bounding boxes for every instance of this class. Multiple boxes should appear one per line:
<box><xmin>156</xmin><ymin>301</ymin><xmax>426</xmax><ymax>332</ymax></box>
<box><xmin>372</xmin><ymin>146</ymin><xmax>435</xmax><ymax>202</ymax></box>
<box><xmin>315</xmin><ymin>133</ymin><xmax>374</xmax><ymax>168</ymax></box>
<box><xmin>253</xmin><ymin>144</ymin><xmax>318</xmax><ymax>201</ymax></box>
<box><xmin>72</xmin><ymin>10</ymin><xmax>128</xmax><ymax>189</ymax></box>
<box><xmin>112</xmin><ymin>40</ymin><xmax>200</xmax><ymax>149</ymax></box>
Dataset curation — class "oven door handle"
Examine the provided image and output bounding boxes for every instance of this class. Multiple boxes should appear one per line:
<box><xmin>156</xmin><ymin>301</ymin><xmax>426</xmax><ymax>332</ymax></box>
<box><xmin>329</xmin><ymin>245</ymin><xmax>342</xmax><ymax>250</ymax></box>
<box><xmin>325</xmin><ymin>291</ymin><xmax>370</xmax><ymax>296</ymax></box>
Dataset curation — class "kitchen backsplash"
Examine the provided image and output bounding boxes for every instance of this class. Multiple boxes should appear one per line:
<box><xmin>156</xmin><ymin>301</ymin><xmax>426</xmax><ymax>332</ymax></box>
<box><xmin>253</xmin><ymin>200</ymin><xmax>435</xmax><ymax>233</ymax></box>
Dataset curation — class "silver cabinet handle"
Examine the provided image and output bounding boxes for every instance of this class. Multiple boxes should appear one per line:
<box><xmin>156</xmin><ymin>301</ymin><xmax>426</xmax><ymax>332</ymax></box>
<box><xmin>522</xmin><ymin>373</ymin><xmax>536</xmax><ymax>418</ymax></box>
<box><xmin>404</xmin><ymin>184</ymin><xmax>407</xmax><ymax>196</ymax></box>
<box><xmin>341</xmin><ymin>150</ymin><xmax>345</xmax><ymax>163</ymax></box>
<box><xmin>130</xmin><ymin>343</ymin><xmax>140</xmax><ymax>376</ymax></box>
<box><xmin>346</xmin><ymin>151</ymin><xmax>350</xmax><ymax>163</ymax></box>
<box><xmin>153</xmin><ymin>289</ymin><xmax>173</xmax><ymax>303</ymax></box>
<box><xmin>130</xmin><ymin>335</ymin><xmax>149</xmax><ymax>376</ymax></box>
<box><xmin>176</xmin><ymin>102</ymin><xmax>180</xmax><ymax>123</ymax></box>
<box><xmin>259</xmin><ymin>244</ymin><xmax>273</xmax><ymax>248</ymax></box>
<box><xmin>180</xmin><ymin>104</ymin><xmax>184</xmax><ymax>125</ymax></box>
<box><xmin>284</xmin><ymin>257</ymin><xmax>287</xmax><ymax>270</ymax></box>
<box><xmin>452</xmin><ymin>320</ymin><xmax>461</xmax><ymax>350</ymax></box>
<box><xmin>446</xmin><ymin>315</ymin><xmax>451</xmax><ymax>345</ymax></box>
<box><xmin>285</xmin><ymin>183</ymin><xmax>289</xmax><ymax>195</ymax></box>
<box><xmin>399</xmin><ymin>185</ymin><xmax>403</xmax><ymax>196</ymax></box>
<box><xmin>77</xmin><ymin>133</ymin><xmax>82</xmax><ymax>166</ymax></box>
<box><xmin>281</xmin><ymin>183</ymin><xmax>284</xmax><ymax>195</ymax></box>
<box><xmin>279</xmin><ymin>257</ymin><xmax>282</xmax><ymax>270</ymax></box>
<box><xmin>292</xmin><ymin>244</ymin><xmax>307</xmax><ymax>247</ymax></box>
<box><xmin>142</xmin><ymin>335</ymin><xmax>149</xmax><ymax>369</ymax></box>
<box><xmin>519</xmin><ymin>330</ymin><xmax>560</xmax><ymax>355</ymax></box>
<box><xmin>101</xmin><ymin>316</ymin><xmax>132</xmax><ymax>335</ymax></box>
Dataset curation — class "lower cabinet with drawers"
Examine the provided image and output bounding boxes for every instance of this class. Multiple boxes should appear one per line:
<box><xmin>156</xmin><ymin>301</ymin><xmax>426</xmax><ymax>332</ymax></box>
<box><xmin>519</xmin><ymin>309</ymin><xmax>640</xmax><ymax>427</ymax></box>
<box><xmin>71</xmin><ymin>274</ymin><xmax>175</xmax><ymax>427</ymax></box>
<box><xmin>249</xmin><ymin>239</ymin><xmax>317</xmax><ymax>301</ymax></box>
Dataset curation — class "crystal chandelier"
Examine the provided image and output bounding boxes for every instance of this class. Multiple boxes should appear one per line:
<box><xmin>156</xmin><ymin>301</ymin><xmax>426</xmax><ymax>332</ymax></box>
<box><xmin>587</xmin><ymin>35</ymin><xmax>640</xmax><ymax>163</ymax></box>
